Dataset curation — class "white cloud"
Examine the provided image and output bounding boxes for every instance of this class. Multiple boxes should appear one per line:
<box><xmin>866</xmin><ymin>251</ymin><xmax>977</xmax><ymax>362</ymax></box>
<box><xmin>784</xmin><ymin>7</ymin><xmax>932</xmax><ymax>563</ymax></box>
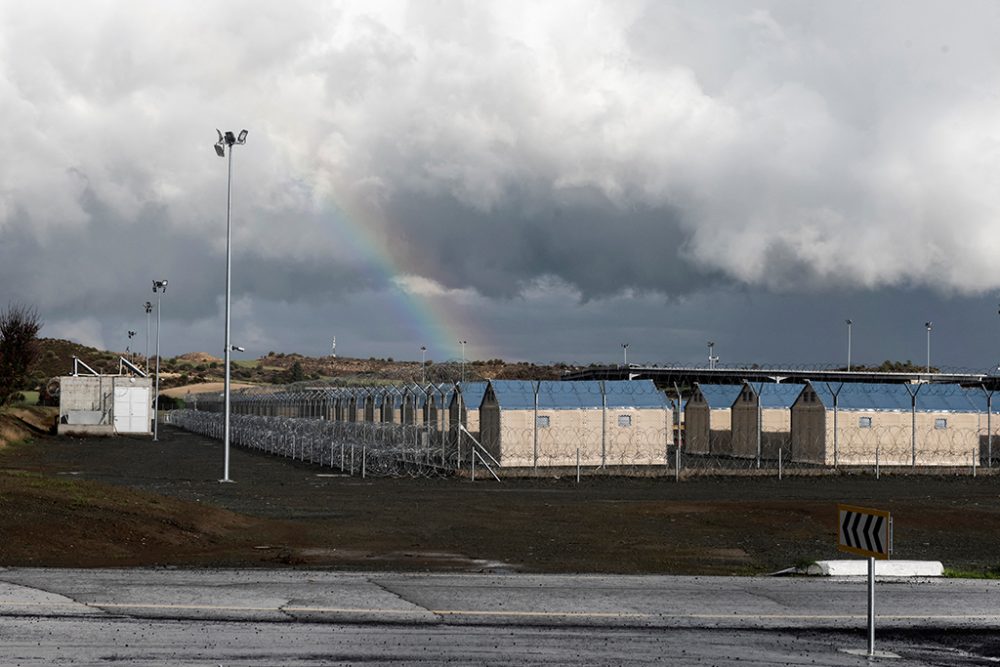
<box><xmin>4</xmin><ymin>1</ymin><xmax>1000</xmax><ymax>364</ymax></box>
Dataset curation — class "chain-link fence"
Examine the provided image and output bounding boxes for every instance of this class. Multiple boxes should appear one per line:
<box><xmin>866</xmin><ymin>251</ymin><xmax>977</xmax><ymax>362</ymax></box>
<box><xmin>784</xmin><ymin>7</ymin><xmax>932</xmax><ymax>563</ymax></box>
<box><xmin>168</xmin><ymin>410</ymin><xmax>459</xmax><ymax>478</ymax></box>
<box><xmin>167</xmin><ymin>380</ymin><xmax>999</xmax><ymax>479</ymax></box>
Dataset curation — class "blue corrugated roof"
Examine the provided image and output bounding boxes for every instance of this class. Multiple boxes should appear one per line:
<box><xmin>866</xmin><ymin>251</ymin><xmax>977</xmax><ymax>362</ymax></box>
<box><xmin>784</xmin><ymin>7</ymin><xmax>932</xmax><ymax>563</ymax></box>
<box><xmin>809</xmin><ymin>382</ymin><xmax>911</xmax><ymax>411</ymax></box>
<box><xmin>809</xmin><ymin>382</ymin><xmax>987</xmax><ymax>413</ymax></box>
<box><xmin>487</xmin><ymin>380</ymin><xmax>537</xmax><ymax>409</ymax></box>
<box><xmin>487</xmin><ymin>380</ymin><xmax>668</xmax><ymax>410</ymax></box>
<box><xmin>455</xmin><ymin>382</ymin><xmax>488</xmax><ymax>410</ymax></box>
<box><xmin>747</xmin><ymin>382</ymin><xmax>805</xmax><ymax>408</ymax></box>
<box><xmin>537</xmin><ymin>381</ymin><xmax>604</xmax><ymax>408</ymax></box>
<box><xmin>603</xmin><ymin>380</ymin><xmax>669</xmax><ymax>408</ymax></box>
<box><xmin>695</xmin><ymin>383</ymin><xmax>743</xmax><ymax>409</ymax></box>
<box><xmin>915</xmin><ymin>383</ymin><xmax>982</xmax><ymax>413</ymax></box>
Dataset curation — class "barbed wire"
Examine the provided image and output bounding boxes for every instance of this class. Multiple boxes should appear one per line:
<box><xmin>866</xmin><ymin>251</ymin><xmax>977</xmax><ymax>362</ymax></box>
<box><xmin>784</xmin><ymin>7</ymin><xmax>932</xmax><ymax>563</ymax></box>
<box><xmin>168</xmin><ymin>381</ymin><xmax>999</xmax><ymax>479</ymax></box>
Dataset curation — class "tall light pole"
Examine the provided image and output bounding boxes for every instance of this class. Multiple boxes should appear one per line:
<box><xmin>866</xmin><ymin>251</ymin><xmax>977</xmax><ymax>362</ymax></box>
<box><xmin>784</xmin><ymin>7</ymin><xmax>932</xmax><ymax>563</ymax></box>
<box><xmin>846</xmin><ymin>319</ymin><xmax>853</xmax><ymax>371</ymax></box>
<box><xmin>127</xmin><ymin>330</ymin><xmax>136</xmax><ymax>364</ymax></box>
<box><xmin>214</xmin><ymin>128</ymin><xmax>247</xmax><ymax>484</ymax></box>
<box><xmin>925</xmin><ymin>321</ymin><xmax>932</xmax><ymax>374</ymax></box>
<box><xmin>152</xmin><ymin>280</ymin><xmax>168</xmax><ymax>441</ymax></box>
<box><xmin>144</xmin><ymin>302</ymin><xmax>152</xmax><ymax>373</ymax></box>
<box><xmin>421</xmin><ymin>346</ymin><xmax>427</xmax><ymax>385</ymax></box>
<box><xmin>622</xmin><ymin>343</ymin><xmax>629</xmax><ymax>368</ymax></box>
<box><xmin>707</xmin><ymin>341</ymin><xmax>718</xmax><ymax>369</ymax></box>
<box><xmin>459</xmin><ymin>340</ymin><xmax>467</xmax><ymax>384</ymax></box>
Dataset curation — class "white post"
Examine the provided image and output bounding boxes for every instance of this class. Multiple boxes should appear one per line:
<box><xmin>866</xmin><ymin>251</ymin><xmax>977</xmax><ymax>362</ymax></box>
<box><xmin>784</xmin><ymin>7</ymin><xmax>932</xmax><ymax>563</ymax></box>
<box><xmin>576</xmin><ymin>448</ymin><xmax>580</xmax><ymax>484</ymax></box>
<box><xmin>222</xmin><ymin>141</ymin><xmax>234</xmax><ymax>483</ymax></box>
<box><xmin>867</xmin><ymin>556</ymin><xmax>876</xmax><ymax>657</ymax></box>
<box><xmin>153</xmin><ymin>290</ymin><xmax>162</xmax><ymax>441</ymax></box>
<box><xmin>778</xmin><ymin>448</ymin><xmax>782</xmax><ymax>480</ymax></box>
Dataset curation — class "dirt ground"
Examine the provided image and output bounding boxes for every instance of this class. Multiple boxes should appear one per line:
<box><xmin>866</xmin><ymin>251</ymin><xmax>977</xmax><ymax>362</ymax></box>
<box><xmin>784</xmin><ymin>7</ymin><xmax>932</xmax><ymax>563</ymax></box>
<box><xmin>1</xmin><ymin>424</ymin><xmax>999</xmax><ymax>574</ymax></box>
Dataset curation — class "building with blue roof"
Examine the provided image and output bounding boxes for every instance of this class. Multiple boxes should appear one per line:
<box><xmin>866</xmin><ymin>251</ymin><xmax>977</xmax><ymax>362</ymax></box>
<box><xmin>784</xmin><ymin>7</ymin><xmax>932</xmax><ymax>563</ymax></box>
<box><xmin>792</xmin><ymin>381</ymin><xmax>991</xmax><ymax>466</ymax></box>
<box><xmin>479</xmin><ymin>380</ymin><xmax>672</xmax><ymax>468</ymax></box>
<box><xmin>448</xmin><ymin>381</ymin><xmax>488</xmax><ymax>438</ymax></box>
<box><xmin>380</xmin><ymin>386</ymin><xmax>403</xmax><ymax>423</ymax></box>
<box><xmin>685</xmin><ymin>383</ymin><xmax>744</xmax><ymax>455</ymax></box>
<box><xmin>729</xmin><ymin>381</ymin><xmax>806</xmax><ymax>460</ymax></box>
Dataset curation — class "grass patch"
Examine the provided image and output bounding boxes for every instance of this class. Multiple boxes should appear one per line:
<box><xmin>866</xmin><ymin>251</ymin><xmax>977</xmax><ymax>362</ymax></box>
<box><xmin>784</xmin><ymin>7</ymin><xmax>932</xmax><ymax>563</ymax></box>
<box><xmin>11</xmin><ymin>391</ymin><xmax>39</xmax><ymax>406</ymax></box>
<box><xmin>944</xmin><ymin>565</ymin><xmax>1000</xmax><ymax>579</ymax></box>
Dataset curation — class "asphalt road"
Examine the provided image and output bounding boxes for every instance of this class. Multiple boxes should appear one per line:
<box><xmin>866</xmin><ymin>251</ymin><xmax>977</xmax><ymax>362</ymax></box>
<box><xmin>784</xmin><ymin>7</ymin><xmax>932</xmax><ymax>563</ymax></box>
<box><xmin>0</xmin><ymin>569</ymin><xmax>998</xmax><ymax>665</ymax></box>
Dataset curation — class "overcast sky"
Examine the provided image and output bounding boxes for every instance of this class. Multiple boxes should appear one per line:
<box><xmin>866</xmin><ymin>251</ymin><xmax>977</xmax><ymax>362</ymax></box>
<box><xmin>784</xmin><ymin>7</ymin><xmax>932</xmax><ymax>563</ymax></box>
<box><xmin>3</xmin><ymin>1</ymin><xmax>1000</xmax><ymax>371</ymax></box>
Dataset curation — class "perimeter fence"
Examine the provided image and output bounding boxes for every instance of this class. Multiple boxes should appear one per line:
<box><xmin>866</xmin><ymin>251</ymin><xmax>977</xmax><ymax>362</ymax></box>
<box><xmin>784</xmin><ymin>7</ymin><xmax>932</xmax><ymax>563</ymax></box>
<box><xmin>167</xmin><ymin>380</ymin><xmax>1000</xmax><ymax>480</ymax></box>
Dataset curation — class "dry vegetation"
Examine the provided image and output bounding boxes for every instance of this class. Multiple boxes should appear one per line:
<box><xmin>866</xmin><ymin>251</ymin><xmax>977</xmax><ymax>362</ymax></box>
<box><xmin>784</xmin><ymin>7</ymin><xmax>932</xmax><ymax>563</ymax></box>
<box><xmin>27</xmin><ymin>338</ymin><xmax>582</xmax><ymax>404</ymax></box>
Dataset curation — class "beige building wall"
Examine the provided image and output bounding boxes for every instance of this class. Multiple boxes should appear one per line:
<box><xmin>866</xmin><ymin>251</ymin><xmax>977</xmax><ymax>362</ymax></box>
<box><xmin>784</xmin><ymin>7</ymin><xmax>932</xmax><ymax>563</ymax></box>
<box><xmin>685</xmin><ymin>403</ymin><xmax>709</xmax><ymax>454</ymax></box>
<box><xmin>709</xmin><ymin>408</ymin><xmax>733</xmax><ymax>455</ymax></box>
<box><xmin>730</xmin><ymin>396</ymin><xmax>758</xmax><ymax>458</ymax></box>
<box><xmin>731</xmin><ymin>399</ymin><xmax>793</xmax><ymax>459</ymax></box>
<box><xmin>479</xmin><ymin>400</ymin><xmax>502</xmax><ymax>462</ymax></box>
<box><xmin>685</xmin><ymin>403</ymin><xmax>732</xmax><ymax>456</ymax></box>
<box><xmin>915</xmin><ymin>412</ymin><xmax>980</xmax><ymax>466</ymax></box>
<box><xmin>605</xmin><ymin>407</ymin><xmax>672</xmax><ymax>465</ymax></box>
<box><xmin>496</xmin><ymin>409</ymin><xmax>536</xmax><ymax>467</ymax></box>
<box><xmin>790</xmin><ymin>398</ymin><xmax>826</xmax><ymax>464</ymax></box>
<box><xmin>792</xmin><ymin>405</ymin><xmax>982</xmax><ymax>467</ymax></box>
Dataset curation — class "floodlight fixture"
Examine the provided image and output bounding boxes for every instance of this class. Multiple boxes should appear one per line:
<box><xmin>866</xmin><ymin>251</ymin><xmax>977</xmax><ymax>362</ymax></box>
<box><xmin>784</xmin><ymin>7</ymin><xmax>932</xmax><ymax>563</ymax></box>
<box><xmin>237</xmin><ymin>129</ymin><xmax>248</xmax><ymax>143</ymax></box>
<box><xmin>214</xmin><ymin>143</ymin><xmax>225</xmax><ymax>157</ymax></box>
<box><xmin>153</xmin><ymin>279</ymin><xmax>168</xmax><ymax>293</ymax></box>
<box><xmin>231</xmin><ymin>345</ymin><xmax>245</xmax><ymax>352</ymax></box>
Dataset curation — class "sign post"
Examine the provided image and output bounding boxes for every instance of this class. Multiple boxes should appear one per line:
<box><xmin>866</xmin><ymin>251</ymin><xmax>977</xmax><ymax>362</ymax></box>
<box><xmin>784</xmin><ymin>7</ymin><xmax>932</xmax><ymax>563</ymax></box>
<box><xmin>837</xmin><ymin>504</ymin><xmax>892</xmax><ymax>657</ymax></box>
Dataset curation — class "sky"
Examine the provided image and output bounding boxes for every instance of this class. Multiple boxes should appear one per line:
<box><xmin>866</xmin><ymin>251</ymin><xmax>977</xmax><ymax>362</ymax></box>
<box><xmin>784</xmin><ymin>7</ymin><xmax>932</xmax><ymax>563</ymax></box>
<box><xmin>3</xmin><ymin>0</ymin><xmax>1000</xmax><ymax>371</ymax></box>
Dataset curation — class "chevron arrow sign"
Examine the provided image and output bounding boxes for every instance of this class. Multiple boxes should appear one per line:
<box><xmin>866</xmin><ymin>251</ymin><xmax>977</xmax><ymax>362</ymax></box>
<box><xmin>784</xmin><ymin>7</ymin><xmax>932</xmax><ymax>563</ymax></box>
<box><xmin>837</xmin><ymin>504</ymin><xmax>892</xmax><ymax>559</ymax></box>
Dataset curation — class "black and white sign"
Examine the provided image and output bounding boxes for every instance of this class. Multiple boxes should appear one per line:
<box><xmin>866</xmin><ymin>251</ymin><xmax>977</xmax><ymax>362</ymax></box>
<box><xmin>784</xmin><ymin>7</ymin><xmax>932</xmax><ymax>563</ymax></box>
<box><xmin>838</xmin><ymin>505</ymin><xmax>891</xmax><ymax>560</ymax></box>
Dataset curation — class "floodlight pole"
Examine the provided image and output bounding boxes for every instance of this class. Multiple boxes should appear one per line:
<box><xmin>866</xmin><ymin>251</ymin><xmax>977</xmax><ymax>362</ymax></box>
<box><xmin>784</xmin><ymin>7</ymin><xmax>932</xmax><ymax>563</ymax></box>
<box><xmin>144</xmin><ymin>302</ymin><xmax>152</xmax><ymax>373</ymax></box>
<box><xmin>459</xmin><ymin>340</ymin><xmax>467</xmax><ymax>383</ymax></box>
<box><xmin>421</xmin><ymin>346</ymin><xmax>427</xmax><ymax>384</ymax></box>
<box><xmin>622</xmin><ymin>343</ymin><xmax>629</xmax><ymax>368</ymax></box>
<box><xmin>846</xmin><ymin>319</ymin><xmax>853</xmax><ymax>372</ymax></box>
<box><xmin>925</xmin><ymin>322</ymin><xmax>932</xmax><ymax>374</ymax></box>
<box><xmin>215</xmin><ymin>129</ymin><xmax>247</xmax><ymax>484</ymax></box>
<box><xmin>152</xmin><ymin>281</ymin><xmax>167</xmax><ymax>441</ymax></box>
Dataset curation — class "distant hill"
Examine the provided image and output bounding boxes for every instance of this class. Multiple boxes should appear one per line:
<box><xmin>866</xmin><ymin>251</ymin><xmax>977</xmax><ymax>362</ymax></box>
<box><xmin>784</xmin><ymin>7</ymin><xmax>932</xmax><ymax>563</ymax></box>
<box><xmin>33</xmin><ymin>339</ymin><xmax>125</xmax><ymax>381</ymax></box>
<box><xmin>29</xmin><ymin>339</ymin><xmax>579</xmax><ymax>397</ymax></box>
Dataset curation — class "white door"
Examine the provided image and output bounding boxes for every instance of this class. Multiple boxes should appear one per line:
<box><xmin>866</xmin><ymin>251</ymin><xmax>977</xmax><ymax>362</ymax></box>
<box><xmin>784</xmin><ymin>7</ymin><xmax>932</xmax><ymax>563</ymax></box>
<box><xmin>114</xmin><ymin>386</ymin><xmax>151</xmax><ymax>433</ymax></box>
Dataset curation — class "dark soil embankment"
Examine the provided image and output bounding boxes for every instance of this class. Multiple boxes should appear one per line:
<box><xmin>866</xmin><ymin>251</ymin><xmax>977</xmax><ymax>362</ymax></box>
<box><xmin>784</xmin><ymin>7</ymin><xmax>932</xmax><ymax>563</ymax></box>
<box><xmin>1</xmin><ymin>425</ymin><xmax>999</xmax><ymax>574</ymax></box>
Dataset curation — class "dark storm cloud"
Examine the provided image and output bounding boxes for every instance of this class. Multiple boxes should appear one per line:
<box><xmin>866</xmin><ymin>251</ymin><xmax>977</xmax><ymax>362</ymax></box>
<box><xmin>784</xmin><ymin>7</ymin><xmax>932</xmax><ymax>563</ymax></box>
<box><xmin>3</xmin><ymin>1</ymin><xmax>1000</xmax><ymax>363</ymax></box>
<box><xmin>381</xmin><ymin>187</ymin><xmax>723</xmax><ymax>299</ymax></box>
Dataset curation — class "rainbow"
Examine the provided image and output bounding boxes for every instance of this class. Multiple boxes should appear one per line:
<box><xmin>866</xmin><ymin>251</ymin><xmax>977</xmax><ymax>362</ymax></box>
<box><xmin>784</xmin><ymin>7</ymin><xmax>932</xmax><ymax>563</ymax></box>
<box><xmin>326</xmin><ymin>196</ymin><xmax>490</xmax><ymax>362</ymax></box>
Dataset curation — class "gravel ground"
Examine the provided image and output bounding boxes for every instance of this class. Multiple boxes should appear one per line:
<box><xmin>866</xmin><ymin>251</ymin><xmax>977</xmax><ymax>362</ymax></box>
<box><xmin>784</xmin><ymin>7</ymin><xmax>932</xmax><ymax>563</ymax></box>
<box><xmin>2</xmin><ymin>424</ymin><xmax>999</xmax><ymax>574</ymax></box>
